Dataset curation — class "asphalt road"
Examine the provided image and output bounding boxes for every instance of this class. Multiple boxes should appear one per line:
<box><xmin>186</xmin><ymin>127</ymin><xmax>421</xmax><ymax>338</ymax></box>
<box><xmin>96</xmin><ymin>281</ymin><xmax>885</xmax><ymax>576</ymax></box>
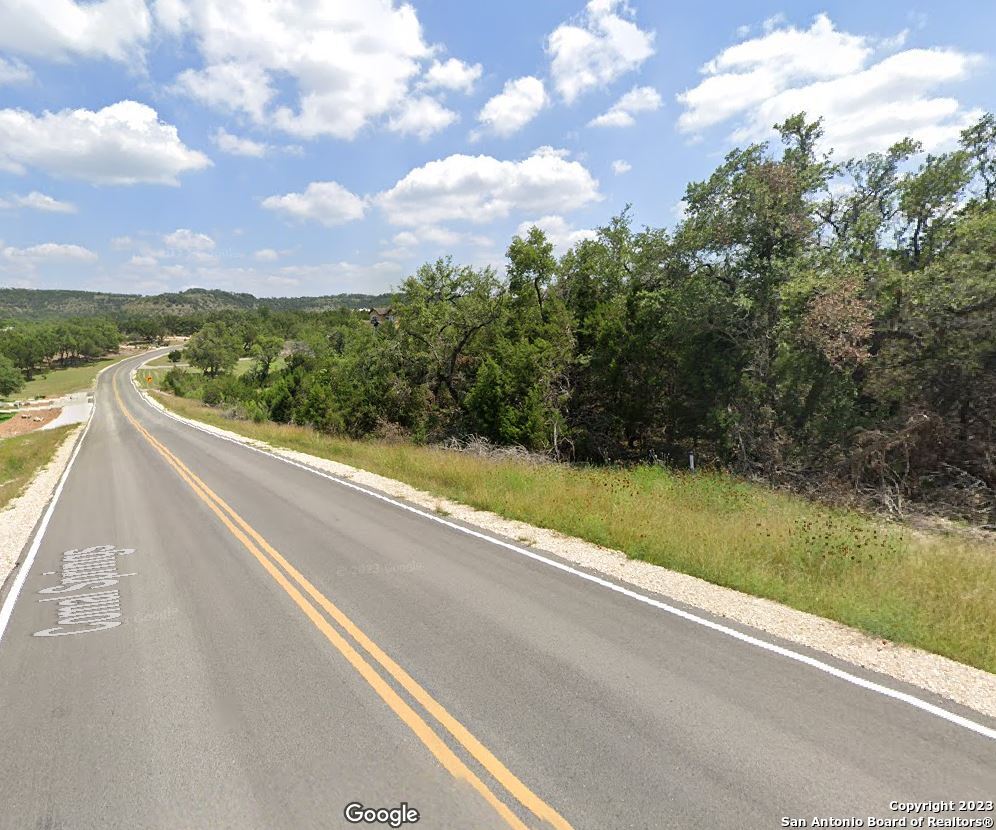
<box><xmin>0</xmin><ymin>350</ymin><xmax>993</xmax><ymax>830</ymax></box>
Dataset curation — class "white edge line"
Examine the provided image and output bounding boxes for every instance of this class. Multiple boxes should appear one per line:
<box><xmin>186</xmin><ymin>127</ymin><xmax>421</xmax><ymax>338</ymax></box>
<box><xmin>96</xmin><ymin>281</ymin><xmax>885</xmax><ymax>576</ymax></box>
<box><xmin>131</xmin><ymin>359</ymin><xmax>996</xmax><ymax>742</ymax></box>
<box><xmin>0</xmin><ymin>380</ymin><xmax>100</xmax><ymax>646</ymax></box>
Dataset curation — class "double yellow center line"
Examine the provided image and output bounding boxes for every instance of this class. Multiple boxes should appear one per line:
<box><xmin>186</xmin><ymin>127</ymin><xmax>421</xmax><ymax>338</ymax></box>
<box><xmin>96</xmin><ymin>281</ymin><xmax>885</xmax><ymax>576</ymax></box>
<box><xmin>113</xmin><ymin>370</ymin><xmax>573</xmax><ymax>830</ymax></box>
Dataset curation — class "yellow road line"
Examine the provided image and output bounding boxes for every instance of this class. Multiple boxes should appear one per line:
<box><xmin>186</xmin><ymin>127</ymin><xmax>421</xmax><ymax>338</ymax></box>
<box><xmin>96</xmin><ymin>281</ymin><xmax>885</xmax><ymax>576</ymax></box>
<box><xmin>113</xmin><ymin>371</ymin><xmax>574</xmax><ymax>830</ymax></box>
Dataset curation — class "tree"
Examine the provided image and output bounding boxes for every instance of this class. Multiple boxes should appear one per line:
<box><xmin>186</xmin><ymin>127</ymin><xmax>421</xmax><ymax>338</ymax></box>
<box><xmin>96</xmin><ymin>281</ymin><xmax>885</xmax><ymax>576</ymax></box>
<box><xmin>167</xmin><ymin>349</ymin><xmax>182</xmax><ymax>365</ymax></box>
<box><xmin>396</xmin><ymin>258</ymin><xmax>504</xmax><ymax>425</ymax></box>
<box><xmin>185</xmin><ymin>322</ymin><xmax>241</xmax><ymax>377</ymax></box>
<box><xmin>961</xmin><ymin>113</ymin><xmax>996</xmax><ymax>203</ymax></box>
<box><xmin>249</xmin><ymin>335</ymin><xmax>283</xmax><ymax>382</ymax></box>
<box><xmin>0</xmin><ymin>355</ymin><xmax>25</xmax><ymax>398</ymax></box>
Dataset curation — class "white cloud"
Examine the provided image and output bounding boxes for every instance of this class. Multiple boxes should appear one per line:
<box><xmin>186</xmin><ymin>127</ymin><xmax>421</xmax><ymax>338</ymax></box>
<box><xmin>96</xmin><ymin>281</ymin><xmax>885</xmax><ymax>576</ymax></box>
<box><xmin>0</xmin><ymin>101</ymin><xmax>211</xmax><ymax>185</ymax></box>
<box><xmin>2</xmin><ymin>242</ymin><xmax>97</xmax><ymax>262</ymax></box>
<box><xmin>391</xmin><ymin>231</ymin><xmax>420</xmax><ymax>248</ymax></box>
<box><xmin>0</xmin><ymin>57</ymin><xmax>33</xmax><ymax>85</ymax></box>
<box><xmin>611</xmin><ymin>159</ymin><xmax>632</xmax><ymax>174</ymax></box>
<box><xmin>175</xmin><ymin>63</ymin><xmax>274</xmax><ymax>122</ymax></box>
<box><xmin>128</xmin><ymin>254</ymin><xmax>158</xmax><ymax>266</ymax></box>
<box><xmin>677</xmin><ymin>14</ymin><xmax>983</xmax><ymax>157</ymax></box>
<box><xmin>547</xmin><ymin>0</ymin><xmax>655</xmax><ymax>103</ymax></box>
<box><xmin>422</xmin><ymin>58</ymin><xmax>482</xmax><ymax>94</ymax></box>
<box><xmin>152</xmin><ymin>0</ymin><xmax>190</xmax><ymax>33</ymax></box>
<box><xmin>212</xmin><ymin>128</ymin><xmax>268</xmax><ymax>157</ymax></box>
<box><xmin>516</xmin><ymin>215</ymin><xmax>596</xmax><ymax>254</ymax></box>
<box><xmin>0</xmin><ymin>0</ymin><xmax>151</xmax><ymax>62</ymax></box>
<box><xmin>377</xmin><ymin>146</ymin><xmax>601</xmax><ymax>227</ymax></box>
<box><xmin>678</xmin><ymin>14</ymin><xmax>871</xmax><ymax>133</ymax></box>
<box><xmin>476</xmin><ymin>76</ymin><xmax>548</xmax><ymax>138</ymax></box>
<box><xmin>163</xmin><ymin>0</ymin><xmax>433</xmax><ymax>140</ymax></box>
<box><xmin>254</xmin><ymin>248</ymin><xmax>280</xmax><ymax>262</ymax></box>
<box><xmin>262</xmin><ymin>181</ymin><xmax>366</xmax><ymax>227</ymax></box>
<box><xmin>588</xmin><ymin>85</ymin><xmax>661</xmax><ymax>127</ymax></box>
<box><xmin>11</xmin><ymin>191</ymin><xmax>77</xmax><ymax>213</ymax></box>
<box><xmin>163</xmin><ymin>228</ymin><xmax>215</xmax><ymax>252</ymax></box>
<box><xmin>388</xmin><ymin>96</ymin><xmax>458</xmax><ymax>140</ymax></box>
<box><xmin>387</xmin><ymin>226</ymin><xmax>491</xmax><ymax>255</ymax></box>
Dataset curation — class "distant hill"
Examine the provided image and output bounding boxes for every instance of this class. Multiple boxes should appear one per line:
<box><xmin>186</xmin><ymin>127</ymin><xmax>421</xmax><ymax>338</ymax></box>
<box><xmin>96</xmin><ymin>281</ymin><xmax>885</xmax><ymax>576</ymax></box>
<box><xmin>0</xmin><ymin>288</ymin><xmax>395</xmax><ymax>319</ymax></box>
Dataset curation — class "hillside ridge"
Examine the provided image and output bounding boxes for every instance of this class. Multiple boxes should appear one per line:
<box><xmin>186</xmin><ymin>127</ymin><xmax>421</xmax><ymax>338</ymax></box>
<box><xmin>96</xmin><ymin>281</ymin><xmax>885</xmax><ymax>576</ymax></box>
<box><xmin>0</xmin><ymin>287</ymin><xmax>394</xmax><ymax>319</ymax></box>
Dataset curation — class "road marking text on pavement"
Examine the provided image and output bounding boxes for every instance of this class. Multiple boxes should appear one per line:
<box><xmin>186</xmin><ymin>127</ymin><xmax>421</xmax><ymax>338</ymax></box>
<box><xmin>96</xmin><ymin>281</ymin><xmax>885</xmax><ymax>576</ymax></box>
<box><xmin>34</xmin><ymin>545</ymin><xmax>136</xmax><ymax>637</ymax></box>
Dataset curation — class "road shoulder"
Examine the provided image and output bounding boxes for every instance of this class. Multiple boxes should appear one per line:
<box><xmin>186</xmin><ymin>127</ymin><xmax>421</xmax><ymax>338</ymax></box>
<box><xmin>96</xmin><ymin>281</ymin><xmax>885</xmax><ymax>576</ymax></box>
<box><xmin>138</xmin><ymin>379</ymin><xmax>996</xmax><ymax>721</ymax></box>
<box><xmin>0</xmin><ymin>424</ymin><xmax>82</xmax><ymax>593</ymax></box>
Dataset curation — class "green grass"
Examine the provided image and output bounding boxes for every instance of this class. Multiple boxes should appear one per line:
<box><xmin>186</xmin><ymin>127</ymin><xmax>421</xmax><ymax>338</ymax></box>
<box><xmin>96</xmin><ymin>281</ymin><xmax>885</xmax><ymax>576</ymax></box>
<box><xmin>153</xmin><ymin>391</ymin><xmax>996</xmax><ymax>674</ymax></box>
<box><xmin>0</xmin><ymin>426</ymin><xmax>74</xmax><ymax>510</ymax></box>
<box><xmin>9</xmin><ymin>352</ymin><xmax>131</xmax><ymax>400</ymax></box>
<box><xmin>145</xmin><ymin>355</ymin><xmax>285</xmax><ymax>386</ymax></box>
<box><xmin>146</xmin><ymin>354</ymin><xmax>180</xmax><ymax>367</ymax></box>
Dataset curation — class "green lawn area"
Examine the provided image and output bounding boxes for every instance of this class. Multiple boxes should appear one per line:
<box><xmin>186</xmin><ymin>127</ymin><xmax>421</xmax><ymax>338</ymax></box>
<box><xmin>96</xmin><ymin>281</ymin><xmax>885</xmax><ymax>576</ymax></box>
<box><xmin>0</xmin><ymin>426</ymin><xmax>74</xmax><ymax>510</ymax></box>
<box><xmin>152</xmin><ymin>391</ymin><xmax>996</xmax><ymax>674</ymax></box>
<box><xmin>7</xmin><ymin>352</ymin><xmax>133</xmax><ymax>401</ymax></box>
<box><xmin>146</xmin><ymin>355</ymin><xmax>285</xmax><ymax>383</ymax></box>
<box><xmin>146</xmin><ymin>354</ymin><xmax>181</xmax><ymax>367</ymax></box>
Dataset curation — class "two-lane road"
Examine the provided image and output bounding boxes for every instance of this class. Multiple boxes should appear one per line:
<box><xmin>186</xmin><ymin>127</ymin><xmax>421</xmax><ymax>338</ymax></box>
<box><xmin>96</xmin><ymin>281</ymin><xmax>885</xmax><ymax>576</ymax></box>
<box><xmin>0</xmin><ymin>350</ymin><xmax>993</xmax><ymax>829</ymax></box>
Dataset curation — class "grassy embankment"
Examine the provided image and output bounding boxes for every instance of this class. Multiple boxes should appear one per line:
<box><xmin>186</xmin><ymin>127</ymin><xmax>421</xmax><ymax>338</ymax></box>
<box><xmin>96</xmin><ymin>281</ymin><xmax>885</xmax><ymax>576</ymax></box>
<box><xmin>6</xmin><ymin>352</ymin><xmax>134</xmax><ymax>401</ymax></box>
<box><xmin>152</xmin><ymin>390</ymin><xmax>996</xmax><ymax>674</ymax></box>
<box><xmin>0</xmin><ymin>426</ymin><xmax>74</xmax><ymax>511</ymax></box>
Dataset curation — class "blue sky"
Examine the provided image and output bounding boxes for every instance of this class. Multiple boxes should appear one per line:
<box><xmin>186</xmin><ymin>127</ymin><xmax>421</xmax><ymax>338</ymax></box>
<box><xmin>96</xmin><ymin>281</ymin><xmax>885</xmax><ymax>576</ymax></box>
<box><xmin>0</xmin><ymin>0</ymin><xmax>993</xmax><ymax>297</ymax></box>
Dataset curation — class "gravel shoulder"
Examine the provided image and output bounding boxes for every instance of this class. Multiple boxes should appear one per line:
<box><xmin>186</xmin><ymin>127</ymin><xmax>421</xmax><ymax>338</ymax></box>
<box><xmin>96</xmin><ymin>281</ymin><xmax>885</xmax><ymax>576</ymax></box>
<box><xmin>139</xmin><ymin>380</ymin><xmax>996</xmax><ymax>719</ymax></box>
<box><xmin>0</xmin><ymin>425</ymin><xmax>82</xmax><ymax>591</ymax></box>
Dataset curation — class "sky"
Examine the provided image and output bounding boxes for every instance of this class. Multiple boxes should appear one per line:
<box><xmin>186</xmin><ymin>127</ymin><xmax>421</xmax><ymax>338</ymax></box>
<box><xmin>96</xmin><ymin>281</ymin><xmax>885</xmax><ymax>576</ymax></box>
<box><xmin>0</xmin><ymin>0</ymin><xmax>993</xmax><ymax>298</ymax></box>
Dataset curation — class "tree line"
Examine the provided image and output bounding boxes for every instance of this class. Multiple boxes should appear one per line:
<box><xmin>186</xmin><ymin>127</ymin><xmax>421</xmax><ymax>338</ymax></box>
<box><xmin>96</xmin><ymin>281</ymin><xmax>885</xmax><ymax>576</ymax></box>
<box><xmin>0</xmin><ymin>318</ymin><xmax>123</xmax><ymax>397</ymax></box>
<box><xmin>166</xmin><ymin>112</ymin><xmax>996</xmax><ymax>520</ymax></box>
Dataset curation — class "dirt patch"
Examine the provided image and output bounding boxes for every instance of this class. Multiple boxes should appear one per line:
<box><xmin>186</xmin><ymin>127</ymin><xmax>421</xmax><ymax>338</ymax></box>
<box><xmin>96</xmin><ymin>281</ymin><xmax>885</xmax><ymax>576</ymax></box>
<box><xmin>0</xmin><ymin>408</ymin><xmax>60</xmax><ymax>438</ymax></box>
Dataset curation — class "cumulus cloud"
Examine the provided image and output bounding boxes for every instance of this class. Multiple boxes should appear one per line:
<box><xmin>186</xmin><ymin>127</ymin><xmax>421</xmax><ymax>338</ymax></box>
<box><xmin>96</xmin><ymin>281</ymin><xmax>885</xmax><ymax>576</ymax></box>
<box><xmin>611</xmin><ymin>159</ymin><xmax>632</xmax><ymax>174</ymax></box>
<box><xmin>212</xmin><ymin>128</ymin><xmax>268</xmax><ymax>157</ymax></box>
<box><xmin>174</xmin><ymin>63</ymin><xmax>274</xmax><ymax>122</ymax></box>
<box><xmin>588</xmin><ymin>85</ymin><xmax>661</xmax><ymax>127</ymax></box>
<box><xmin>547</xmin><ymin>0</ymin><xmax>655</xmax><ymax>103</ymax></box>
<box><xmin>385</xmin><ymin>226</ymin><xmax>492</xmax><ymax>259</ymax></box>
<box><xmin>0</xmin><ymin>57</ymin><xmax>33</xmax><ymax>85</ymax></box>
<box><xmin>377</xmin><ymin>146</ymin><xmax>601</xmax><ymax>227</ymax></box>
<box><xmin>262</xmin><ymin>181</ymin><xmax>366</xmax><ymax>227</ymax></box>
<box><xmin>10</xmin><ymin>191</ymin><xmax>77</xmax><ymax>213</ymax></box>
<box><xmin>0</xmin><ymin>0</ymin><xmax>151</xmax><ymax>62</ymax></box>
<box><xmin>162</xmin><ymin>0</ymin><xmax>433</xmax><ymax>140</ymax></box>
<box><xmin>254</xmin><ymin>248</ymin><xmax>280</xmax><ymax>262</ymax></box>
<box><xmin>0</xmin><ymin>101</ymin><xmax>211</xmax><ymax>185</ymax></box>
<box><xmin>516</xmin><ymin>215</ymin><xmax>596</xmax><ymax>254</ymax></box>
<box><xmin>163</xmin><ymin>228</ymin><xmax>215</xmax><ymax>252</ymax></box>
<box><xmin>388</xmin><ymin>96</ymin><xmax>458</xmax><ymax>140</ymax></box>
<box><xmin>677</xmin><ymin>13</ymin><xmax>983</xmax><ymax>157</ymax></box>
<box><xmin>2</xmin><ymin>242</ymin><xmax>97</xmax><ymax>262</ymax></box>
<box><xmin>422</xmin><ymin>58</ymin><xmax>482</xmax><ymax>94</ymax></box>
<box><xmin>476</xmin><ymin>76</ymin><xmax>548</xmax><ymax>138</ymax></box>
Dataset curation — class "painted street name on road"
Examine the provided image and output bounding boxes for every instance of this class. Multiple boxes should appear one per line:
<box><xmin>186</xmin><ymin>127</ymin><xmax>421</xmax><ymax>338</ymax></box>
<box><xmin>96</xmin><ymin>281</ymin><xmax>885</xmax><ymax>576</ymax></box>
<box><xmin>33</xmin><ymin>545</ymin><xmax>136</xmax><ymax>637</ymax></box>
